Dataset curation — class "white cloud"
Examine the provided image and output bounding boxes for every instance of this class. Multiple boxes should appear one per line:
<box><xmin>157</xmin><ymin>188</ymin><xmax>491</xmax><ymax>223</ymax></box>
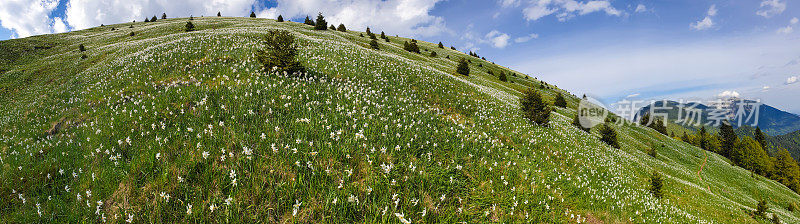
<box><xmin>778</xmin><ymin>17</ymin><xmax>799</xmax><ymax>34</ymax></box>
<box><xmin>788</xmin><ymin>76</ymin><xmax>799</xmax><ymax>85</ymax></box>
<box><xmin>777</xmin><ymin>26</ymin><xmax>793</xmax><ymax>34</ymax></box>
<box><xmin>0</xmin><ymin>0</ymin><xmax>61</xmax><ymax>38</ymax></box>
<box><xmin>514</xmin><ymin>33</ymin><xmax>539</xmax><ymax>43</ymax></box>
<box><xmin>691</xmin><ymin>5</ymin><xmax>716</xmax><ymax>31</ymax></box>
<box><xmin>499</xmin><ymin>0</ymin><xmax>520</xmax><ymax>8</ymax></box>
<box><xmin>485</xmin><ymin>30</ymin><xmax>511</xmax><ymax>48</ymax></box>
<box><xmin>762</xmin><ymin>86</ymin><xmax>771</xmax><ymax>92</ymax></box>
<box><xmin>717</xmin><ymin>90</ymin><xmax>740</xmax><ymax>98</ymax></box>
<box><xmin>258</xmin><ymin>0</ymin><xmax>447</xmax><ymax>38</ymax></box>
<box><xmin>52</xmin><ymin>17</ymin><xmax>68</xmax><ymax>33</ymax></box>
<box><xmin>521</xmin><ymin>0</ymin><xmax>621</xmax><ymax>22</ymax></box>
<box><xmin>756</xmin><ymin>0</ymin><xmax>786</xmax><ymax>18</ymax></box>
<box><xmin>635</xmin><ymin>4</ymin><xmax>647</xmax><ymax>13</ymax></box>
<box><xmin>626</xmin><ymin>93</ymin><xmax>640</xmax><ymax>98</ymax></box>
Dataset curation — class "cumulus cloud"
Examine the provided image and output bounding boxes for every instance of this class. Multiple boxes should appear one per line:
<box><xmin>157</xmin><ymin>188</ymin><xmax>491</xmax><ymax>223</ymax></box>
<box><xmin>521</xmin><ymin>0</ymin><xmax>622</xmax><ymax>22</ymax></box>
<box><xmin>778</xmin><ymin>17</ymin><xmax>799</xmax><ymax>34</ymax></box>
<box><xmin>756</xmin><ymin>0</ymin><xmax>786</xmax><ymax>18</ymax></box>
<box><xmin>788</xmin><ymin>76</ymin><xmax>799</xmax><ymax>85</ymax></box>
<box><xmin>717</xmin><ymin>90</ymin><xmax>740</xmax><ymax>98</ymax></box>
<box><xmin>0</xmin><ymin>0</ymin><xmax>61</xmax><ymax>38</ymax></box>
<box><xmin>258</xmin><ymin>0</ymin><xmax>447</xmax><ymax>38</ymax></box>
<box><xmin>514</xmin><ymin>33</ymin><xmax>539</xmax><ymax>43</ymax></box>
<box><xmin>499</xmin><ymin>0</ymin><xmax>520</xmax><ymax>8</ymax></box>
<box><xmin>485</xmin><ymin>30</ymin><xmax>511</xmax><ymax>48</ymax></box>
<box><xmin>635</xmin><ymin>4</ymin><xmax>647</xmax><ymax>13</ymax></box>
<box><xmin>691</xmin><ymin>5</ymin><xmax>716</xmax><ymax>31</ymax></box>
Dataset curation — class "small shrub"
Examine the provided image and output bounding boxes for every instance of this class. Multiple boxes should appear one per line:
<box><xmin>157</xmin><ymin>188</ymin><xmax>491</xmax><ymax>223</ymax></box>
<box><xmin>649</xmin><ymin>171</ymin><xmax>664</xmax><ymax>198</ymax></box>
<box><xmin>438</xmin><ymin>42</ymin><xmax>444</xmax><ymax>48</ymax></box>
<box><xmin>304</xmin><ymin>16</ymin><xmax>315</xmax><ymax>26</ymax></box>
<box><xmin>380</xmin><ymin>31</ymin><xmax>386</xmax><ymax>39</ymax></box>
<box><xmin>151</xmin><ymin>15</ymin><xmax>157</xmax><ymax>22</ymax></box>
<box><xmin>337</xmin><ymin>24</ymin><xmax>346</xmax><ymax>32</ymax></box>
<box><xmin>456</xmin><ymin>58</ymin><xmax>469</xmax><ymax>76</ymax></box>
<box><xmin>554</xmin><ymin>93</ymin><xmax>567</xmax><ymax>108</ymax></box>
<box><xmin>520</xmin><ymin>88</ymin><xmax>551</xmax><ymax>126</ymax></box>
<box><xmin>255</xmin><ymin>30</ymin><xmax>305</xmax><ymax>75</ymax></box>
<box><xmin>129</xmin><ymin>32</ymin><xmax>135</xmax><ymax>36</ymax></box>
<box><xmin>599</xmin><ymin>124</ymin><xmax>620</xmax><ymax>148</ymax></box>
<box><xmin>80</xmin><ymin>54</ymin><xmax>88</xmax><ymax>59</ymax></box>
<box><xmin>772</xmin><ymin>214</ymin><xmax>781</xmax><ymax>224</ymax></box>
<box><xmin>430</xmin><ymin>51</ymin><xmax>437</xmax><ymax>57</ymax></box>
<box><xmin>144</xmin><ymin>17</ymin><xmax>150</xmax><ymax>22</ymax></box>
<box><xmin>250</xmin><ymin>11</ymin><xmax>256</xmax><ymax>18</ymax></box>
<box><xmin>277</xmin><ymin>15</ymin><xmax>284</xmax><ymax>22</ymax></box>
<box><xmin>756</xmin><ymin>199</ymin><xmax>768</xmax><ymax>218</ymax></box>
<box><xmin>369</xmin><ymin>39</ymin><xmax>379</xmax><ymax>50</ymax></box>
<box><xmin>648</xmin><ymin>148</ymin><xmax>658</xmax><ymax>158</ymax></box>
<box><xmin>403</xmin><ymin>41</ymin><xmax>420</xmax><ymax>53</ymax></box>
<box><xmin>572</xmin><ymin>113</ymin><xmax>590</xmax><ymax>132</ymax></box>
<box><xmin>498</xmin><ymin>72</ymin><xmax>507</xmax><ymax>82</ymax></box>
<box><xmin>162</xmin><ymin>13</ymin><xmax>167</xmax><ymax>19</ymax></box>
<box><xmin>217</xmin><ymin>12</ymin><xmax>221</xmax><ymax>17</ymax></box>
<box><xmin>79</xmin><ymin>44</ymin><xmax>85</xmax><ymax>52</ymax></box>
<box><xmin>184</xmin><ymin>21</ymin><xmax>195</xmax><ymax>32</ymax></box>
<box><xmin>789</xmin><ymin>202</ymin><xmax>798</xmax><ymax>212</ymax></box>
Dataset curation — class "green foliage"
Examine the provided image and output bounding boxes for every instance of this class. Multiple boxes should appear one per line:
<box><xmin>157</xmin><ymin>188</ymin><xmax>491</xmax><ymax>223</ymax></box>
<box><xmin>337</xmin><ymin>24</ymin><xmax>346</xmax><ymax>32</ymax></box>
<box><xmin>255</xmin><ymin>30</ymin><xmax>305</xmax><ymax>75</ymax></box>
<box><xmin>250</xmin><ymin>11</ymin><xmax>256</xmax><ymax>18</ymax></box>
<box><xmin>369</xmin><ymin>39</ymin><xmax>379</xmax><ymax>50</ymax></box>
<box><xmin>80</xmin><ymin>54</ymin><xmax>87</xmax><ymax>59</ymax></box>
<box><xmin>129</xmin><ymin>31</ymin><xmax>135</xmax><ymax>36</ymax></box>
<box><xmin>755</xmin><ymin>126</ymin><xmax>767</xmax><ymax>149</ymax></box>
<box><xmin>184</xmin><ymin>21</ymin><xmax>195</xmax><ymax>32</ymax></box>
<box><xmin>774</xmin><ymin>148</ymin><xmax>800</xmax><ymax>192</ymax></box>
<box><xmin>731</xmin><ymin>137</ymin><xmax>773</xmax><ymax>177</ymax></box>
<box><xmin>554</xmin><ymin>93</ymin><xmax>567</xmax><ymax>108</ymax></box>
<box><xmin>366</xmin><ymin>27</ymin><xmax>371</xmax><ymax>35</ymax></box>
<box><xmin>277</xmin><ymin>15</ymin><xmax>284</xmax><ymax>22</ymax></box>
<box><xmin>429</xmin><ymin>51</ymin><xmax>437</xmax><ymax>57</ymax></box>
<box><xmin>151</xmin><ymin>15</ymin><xmax>158</xmax><ymax>22</ymax></box>
<box><xmin>498</xmin><ymin>72</ymin><xmax>507</xmax><ymax>82</ymax></box>
<box><xmin>78</xmin><ymin>44</ymin><xmax>85</xmax><ymax>52</ymax></box>
<box><xmin>380</xmin><ymin>31</ymin><xmax>386</xmax><ymax>39</ymax></box>
<box><xmin>314</xmin><ymin>13</ymin><xmax>328</xmax><ymax>30</ymax></box>
<box><xmin>789</xmin><ymin>201</ymin><xmax>798</xmax><ymax>212</ymax></box>
<box><xmin>650</xmin><ymin>171</ymin><xmax>664</xmax><ymax>198</ymax></box>
<box><xmin>217</xmin><ymin>11</ymin><xmax>221</xmax><ymax>17</ymax></box>
<box><xmin>756</xmin><ymin>199</ymin><xmax>768</xmax><ymax>218</ymax></box>
<box><xmin>520</xmin><ymin>88</ymin><xmax>551</xmax><ymax>126</ymax></box>
<box><xmin>456</xmin><ymin>58</ymin><xmax>469</xmax><ymax>76</ymax></box>
<box><xmin>599</xmin><ymin>124</ymin><xmax>620</xmax><ymax>148</ymax></box>
<box><xmin>162</xmin><ymin>13</ymin><xmax>167</xmax><ymax>19</ymax></box>
<box><xmin>144</xmin><ymin>17</ymin><xmax>149</xmax><ymax>22</ymax></box>
<box><xmin>720</xmin><ymin>121</ymin><xmax>738</xmax><ymax>158</ymax></box>
<box><xmin>403</xmin><ymin>41</ymin><xmax>420</xmax><ymax>53</ymax></box>
<box><xmin>438</xmin><ymin>42</ymin><xmax>444</xmax><ymax>49</ymax></box>
<box><xmin>304</xmin><ymin>16</ymin><xmax>315</xmax><ymax>26</ymax></box>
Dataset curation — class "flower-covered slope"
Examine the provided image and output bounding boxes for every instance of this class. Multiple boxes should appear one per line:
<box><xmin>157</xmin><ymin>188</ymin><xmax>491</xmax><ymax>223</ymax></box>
<box><xmin>0</xmin><ymin>17</ymin><xmax>798</xmax><ymax>223</ymax></box>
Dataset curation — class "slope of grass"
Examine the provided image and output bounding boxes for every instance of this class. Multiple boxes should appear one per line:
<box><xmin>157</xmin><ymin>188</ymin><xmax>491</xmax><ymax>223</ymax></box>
<box><xmin>1</xmin><ymin>17</ymin><xmax>799</xmax><ymax>223</ymax></box>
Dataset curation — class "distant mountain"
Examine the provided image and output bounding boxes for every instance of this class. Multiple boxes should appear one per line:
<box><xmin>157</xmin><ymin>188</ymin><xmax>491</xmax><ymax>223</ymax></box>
<box><xmin>638</xmin><ymin>99</ymin><xmax>800</xmax><ymax>136</ymax></box>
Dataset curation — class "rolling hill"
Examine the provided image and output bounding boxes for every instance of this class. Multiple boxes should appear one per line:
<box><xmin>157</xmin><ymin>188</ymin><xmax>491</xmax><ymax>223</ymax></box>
<box><xmin>1</xmin><ymin>16</ymin><xmax>799</xmax><ymax>223</ymax></box>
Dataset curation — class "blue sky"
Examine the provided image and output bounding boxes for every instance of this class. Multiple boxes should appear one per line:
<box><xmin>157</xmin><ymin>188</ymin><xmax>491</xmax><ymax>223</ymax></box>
<box><xmin>1</xmin><ymin>0</ymin><xmax>799</xmax><ymax>114</ymax></box>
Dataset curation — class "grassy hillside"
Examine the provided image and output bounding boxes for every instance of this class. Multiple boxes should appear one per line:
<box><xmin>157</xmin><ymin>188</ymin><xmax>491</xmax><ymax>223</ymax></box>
<box><xmin>1</xmin><ymin>16</ymin><xmax>799</xmax><ymax>223</ymax></box>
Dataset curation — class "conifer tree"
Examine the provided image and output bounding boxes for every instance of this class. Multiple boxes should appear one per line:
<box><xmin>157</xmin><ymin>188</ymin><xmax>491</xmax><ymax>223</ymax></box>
<box><xmin>145</xmin><ymin>17</ymin><xmax>150</xmax><ymax>22</ymax></box>
<box><xmin>256</xmin><ymin>30</ymin><xmax>305</xmax><ymax>75</ymax></box>
<box><xmin>380</xmin><ymin>31</ymin><xmax>386</xmax><ymax>39</ymax></box>
<box><xmin>329</xmin><ymin>25</ymin><xmax>335</xmax><ymax>30</ymax></box>
<box><xmin>250</xmin><ymin>11</ymin><xmax>256</xmax><ymax>18</ymax></box>
<box><xmin>369</xmin><ymin>39</ymin><xmax>380</xmax><ymax>50</ymax></box>
<box><xmin>456</xmin><ymin>58</ymin><xmax>470</xmax><ymax>76</ymax></box>
<box><xmin>756</xmin><ymin>199</ymin><xmax>768</xmax><ymax>218</ymax></box>
<box><xmin>450</xmin><ymin>46</ymin><xmax>456</xmax><ymax>50</ymax></box>
<box><xmin>151</xmin><ymin>15</ymin><xmax>158</xmax><ymax>22</ymax></box>
<box><xmin>337</xmin><ymin>24</ymin><xmax>346</xmax><ymax>32</ymax></box>
<box><xmin>572</xmin><ymin>113</ymin><xmax>590</xmax><ymax>132</ymax></box>
<box><xmin>366</xmin><ymin>27</ymin><xmax>372</xmax><ymax>35</ymax></box>
<box><xmin>304</xmin><ymin>16</ymin><xmax>315</xmax><ymax>26</ymax></box>
<box><xmin>430</xmin><ymin>51</ymin><xmax>437</xmax><ymax>57</ymax></box>
<box><xmin>719</xmin><ymin>121</ymin><xmax>738</xmax><ymax>158</ymax></box>
<box><xmin>217</xmin><ymin>12</ymin><xmax>221</xmax><ymax>17</ymax></box>
<box><xmin>599</xmin><ymin>124</ymin><xmax>620</xmax><ymax>148</ymax></box>
<box><xmin>498</xmin><ymin>72</ymin><xmax>507</xmax><ymax>82</ymax></box>
<box><xmin>277</xmin><ymin>15</ymin><xmax>284</xmax><ymax>22</ymax></box>
<box><xmin>185</xmin><ymin>21</ymin><xmax>195</xmax><ymax>32</ymax></box>
<box><xmin>314</xmin><ymin>13</ymin><xmax>328</xmax><ymax>30</ymax></box>
<box><xmin>162</xmin><ymin>13</ymin><xmax>167</xmax><ymax>19</ymax></box>
<box><xmin>649</xmin><ymin>171</ymin><xmax>664</xmax><ymax>198</ymax></box>
<box><xmin>520</xmin><ymin>88</ymin><xmax>552</xmax><ymax>126</ymax></box>
<box><xmin>79</xmin><ymin>44</ymin><xmax>85</xmax><ymax>52</ymax></box>
<box><xmin>129</xmin><ymin>31</ymin><xmax>135</xmax><ymax>36</ymax></box>
<box><xmin>554</xmin><ymin>93</ymin><xmax>567</xmax><ymax>108</ymax></box>
<box><xmin>755</xmin><ymin>126</ymin><xmax>767</xmax><ymax>149</ymax></box>
<box><xmin>438</xmin><ymin>42</ymin><xmax>444</xmax><ymax>48</ymax></box>
<box><xmin>699</xmin><ymin>126</ymin><xmax>708</xmax><ymax>150</ymax></box>
<box><xmin>774</xmin><ymin>148</ymin><xmax>800</xmax><ymax>191</ymax></box>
